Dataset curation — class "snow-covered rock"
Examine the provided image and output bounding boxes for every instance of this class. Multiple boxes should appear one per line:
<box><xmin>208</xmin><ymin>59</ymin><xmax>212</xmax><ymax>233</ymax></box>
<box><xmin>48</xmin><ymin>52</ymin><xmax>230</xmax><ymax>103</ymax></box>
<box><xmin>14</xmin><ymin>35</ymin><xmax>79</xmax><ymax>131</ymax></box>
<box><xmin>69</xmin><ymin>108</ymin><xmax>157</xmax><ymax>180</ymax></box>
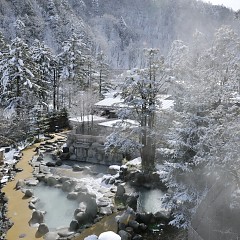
<box><xmin>98</xmin><ymin>231</ymin><xmax>121</xmax><ymax>240</ymax></box>
<box><xmin>84</xmin><ymin>235</ymin><xmax>98</xmax><ymax>240</ymax></box>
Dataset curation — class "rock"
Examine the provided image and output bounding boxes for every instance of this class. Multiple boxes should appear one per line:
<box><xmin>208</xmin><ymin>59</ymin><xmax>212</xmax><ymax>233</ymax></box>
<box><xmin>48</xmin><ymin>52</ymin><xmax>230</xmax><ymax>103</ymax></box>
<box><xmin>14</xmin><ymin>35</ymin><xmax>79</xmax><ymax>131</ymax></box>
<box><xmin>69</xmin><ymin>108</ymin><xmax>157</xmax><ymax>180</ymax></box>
<box><xmin>24</xmin><ymin>189</ymin><xmax>34</xmax><ymax>198</ymax></box>
<box><xmin>62</xmin><ymin>147</ymin><xmax>69</xmax><ymax>153</ymax></box>
<box><xmin>62</xmin><ymin>180</ymin><xmax>77</xmax><ymax>192</ymax></box>
<box><xmin>125</xmin><ymin>195</ymin><xmax>138</xmax><ymax>211</ymax></box>
<box><xmin>69</xmin><ymin>220</ymin><xmax>79</xmax><ymax>231</ymax></box>
<box><xmin>98</xmin><ymin>231</ymin><xmax>121</xmax><ymax>240</ymax></box>
<box><xmin>29</xmin><ymin>202</ymin><xmax>36</xmax><ymax>210</ymax></box>
<box><xmin>136</xmin><ymin>213</ymin><xmax>153</xmax><ymax>225</ymax></box>
<box><xmin>118</xmin><ymin>230</ymin><xmax>131</xmax><ymax>240</ymax></box>
<box><xmin>139</xmin><ymin>223</ymin><xmax>147</xmax><ymax>232</ymax></box>
<box><xmin>125</xmin><ymin>226</ymin><xmax>134</xmax><ymax>235</ymax></box>
<box><xmin>25</xmin><ymin>178</ymin><xmax>39</xmax><ymax>186</ymax></box>
<box><xmin>46</xmin><ymin>162</ymin><xmax>55</xmax><ymax>167</ymax></box>
<box><xmin>55</xmin><ymin>160</ymin><xmax>63</xmax><ymax>166</ymax></box>
<box><xmin>97</xmin><ymin>197</ymin><xmax>111</xmax><ymax>207</ymax></box>
<box><xmin>132</xmin><ymin>234</ymin><xmax>143</xmax><ymax>240</ymax></box>
<box><xmin>108</xmin><ymin>165</ymin><xmax>120</xmax><ymax>175</ymax></box>
<box><xmin>72</xmin><ymin>165</ymin><xmax>84</xmax><ymax>172</ymax></box>
<box><xmin>99</xmin><ymin>206</ymin><xmax>113</xmax><ymax>215</ymax></box>
<box><xmin>115</xmin><ymin>185</ymin><xmax>126</xmax><ymax>199</ymax></box>
<box><xmin>47</xmin><ymin>176</ymin><xmax>59</xmax><ymax>186</ymax></box>
<box><xmin>128</xmin><ymin>220</ymin><xmax>140</xmax><ymax>231</ymax></box>
<box><xmin>31</xmin><ymin>197</ymin><xmax>39</xmax><ymax>204</ymax></box>
<box><xmin>67</xmin><ymin>192</ymin><xmax>78</xmax><ymax>200</ymax></box>
<box><xmin>153</xmin><ymin>211</ymin><xmax>170</xmax><ymax>222</ymax></box>
<box><xmin>15</xmin><ymin>179</ymin><xmax>25</xmax><ymax>190</ymax></box>
<box><xmin>37</xmin><ymin>156</ymin><xmax>43</xmax><ymax>162</ymax></box>
<box><xmin>118</xmin><ymin>222</ymin><xmax>126</xmax><ymax>231</ymax></box>
<box><xmin>74</xmin><ymin>185</ymin><xmax>88</xmax><ymax>193</ymax></box>
<box><xmin>38</xmin><ymin>223</ymin><xmax>49</xmax><ymax>235</ymax></box>
<box><xmin>57</xmin><ymin>229</ymin><xmax>74</xmax><ymax>237</ymax></box>
<box><xmin>29</xmin><ymin>210</ymin><xmax>44</xmax><ymax>225</ymax></box>
<box><xmin>117</xmin><ymin>207</ymin><xmax>136</xmax><ymax>225</ymax></box>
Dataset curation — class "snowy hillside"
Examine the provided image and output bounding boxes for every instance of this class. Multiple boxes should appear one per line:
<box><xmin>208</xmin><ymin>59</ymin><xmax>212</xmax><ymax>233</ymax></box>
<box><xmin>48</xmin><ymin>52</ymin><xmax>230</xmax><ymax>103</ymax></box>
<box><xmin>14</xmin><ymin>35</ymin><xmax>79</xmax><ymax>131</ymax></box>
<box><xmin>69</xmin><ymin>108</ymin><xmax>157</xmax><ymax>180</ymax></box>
<box><xmin>0</xmin><ymin>0</ymin><xmax>238</xmax><ymax>68</ymax></box>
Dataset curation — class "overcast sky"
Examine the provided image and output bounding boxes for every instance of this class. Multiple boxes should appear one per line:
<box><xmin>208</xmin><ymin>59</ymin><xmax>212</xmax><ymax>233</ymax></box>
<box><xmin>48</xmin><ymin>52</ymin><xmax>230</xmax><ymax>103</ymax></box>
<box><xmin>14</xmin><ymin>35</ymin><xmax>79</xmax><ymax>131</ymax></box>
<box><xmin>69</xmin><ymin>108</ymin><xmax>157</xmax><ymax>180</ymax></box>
<box><xmin>201</xmin><ymin>0</ymin><xmax>240</xmax><ymax>11</ymax></box>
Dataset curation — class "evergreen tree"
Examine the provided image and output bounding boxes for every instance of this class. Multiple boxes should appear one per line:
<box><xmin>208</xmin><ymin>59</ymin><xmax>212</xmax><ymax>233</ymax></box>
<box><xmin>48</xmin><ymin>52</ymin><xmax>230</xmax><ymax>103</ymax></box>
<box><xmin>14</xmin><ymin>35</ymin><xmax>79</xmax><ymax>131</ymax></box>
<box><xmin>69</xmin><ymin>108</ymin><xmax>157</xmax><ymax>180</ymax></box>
<box><xmin>161</xmin><ymin>26</ymin><xmax>240</xmax><ymax>229</ymax></box>
<box><xmin>0</xmin><ymin>37</ymin><xmax>47</xmax><ymax>118</ymax></box>
<box><xmin>105</xmin><ymin>49</ymin><xmax>168</xmax><ymax>172</ymax></box>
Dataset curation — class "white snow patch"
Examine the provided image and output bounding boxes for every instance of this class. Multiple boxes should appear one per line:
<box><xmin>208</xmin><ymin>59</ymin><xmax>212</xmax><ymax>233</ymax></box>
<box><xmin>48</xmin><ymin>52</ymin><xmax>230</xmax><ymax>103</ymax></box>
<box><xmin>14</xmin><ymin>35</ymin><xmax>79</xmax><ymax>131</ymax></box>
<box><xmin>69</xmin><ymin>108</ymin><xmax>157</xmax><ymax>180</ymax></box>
<box><xmin>98</xmin><ymin>119</ymin><xmax>138</xmax><ymax>128</ymax></box>
<box><xmin>94</xmin><ymin>97</ymin><xmax>124</xmax><ymax>108</ymax></box>
<box><xmin>69</xmin><ymin>115</ymin><xmax>106</xmax><ymax>123</ymax></box>
<box><xmin>98</xmin><ymin>231</ymin><xmax>121</xmax><ymax>240</ymax></box>
<box><xmin>84</xmin><ymin>235</ymin><xmax>98</xmax><ymax>240</ymax></box>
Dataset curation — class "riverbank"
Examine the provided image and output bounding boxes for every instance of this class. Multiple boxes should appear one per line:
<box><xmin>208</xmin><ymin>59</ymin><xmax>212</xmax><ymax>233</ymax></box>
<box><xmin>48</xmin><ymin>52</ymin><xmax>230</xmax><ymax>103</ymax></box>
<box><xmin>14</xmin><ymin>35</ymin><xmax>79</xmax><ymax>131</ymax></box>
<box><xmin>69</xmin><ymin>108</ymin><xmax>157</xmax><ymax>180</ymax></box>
<box><xmin>1</xmin><ymin>134</ymin><xmax>65</xmax><ymax>240</ymax></box>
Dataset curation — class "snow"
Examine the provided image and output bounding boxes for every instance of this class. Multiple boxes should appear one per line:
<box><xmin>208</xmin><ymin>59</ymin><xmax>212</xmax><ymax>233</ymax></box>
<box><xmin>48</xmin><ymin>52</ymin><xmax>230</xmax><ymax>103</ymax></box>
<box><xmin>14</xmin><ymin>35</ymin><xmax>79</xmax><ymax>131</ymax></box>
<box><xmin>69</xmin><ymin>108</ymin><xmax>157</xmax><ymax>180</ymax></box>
<box><xmin>84</xmin><ymin>235</ymin><xmax>98</xmax><ymax>240</ymax></box>
<box><xmin>98</xmin><ymin>231</ymin><xmax>121</xmax><ymax>240</ymax></box>
<box><xmin>69</xmin><ymin>115</ymin><xmax>106</xmax><ymax>123</ymax></box>
<box><xmin>4</xmin><ymin>148</ymin><xmax>17</xmax><ymax>164</ymax></box>
<box><xmin>161</xmin><ymin>99</ymin><xmax>174</xmax><ymax>110</ymax></box>
<box><xmin>94</xmin><ymin>97</ymin><xmax>124</xmax><ymax>108</ymax></box>
<box><xmin>98</xmin><ymin>119</ymin><xmax>138</xmax><ymax>128</ymax></box>
<box><xmin>1</xmin><ymin>176</ymin><xmax>9</xmax><ymax>183</ymax></box>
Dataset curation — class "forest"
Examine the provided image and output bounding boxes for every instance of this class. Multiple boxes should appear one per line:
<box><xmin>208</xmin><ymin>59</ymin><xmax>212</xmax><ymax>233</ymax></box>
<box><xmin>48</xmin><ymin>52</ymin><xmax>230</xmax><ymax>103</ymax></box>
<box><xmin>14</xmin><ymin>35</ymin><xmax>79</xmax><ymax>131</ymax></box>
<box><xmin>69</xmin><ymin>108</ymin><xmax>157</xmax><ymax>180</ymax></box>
<box><xmin>0</xmin><ymin>0</ymin><xmax>240</xmax><ymax>240</ymax></box>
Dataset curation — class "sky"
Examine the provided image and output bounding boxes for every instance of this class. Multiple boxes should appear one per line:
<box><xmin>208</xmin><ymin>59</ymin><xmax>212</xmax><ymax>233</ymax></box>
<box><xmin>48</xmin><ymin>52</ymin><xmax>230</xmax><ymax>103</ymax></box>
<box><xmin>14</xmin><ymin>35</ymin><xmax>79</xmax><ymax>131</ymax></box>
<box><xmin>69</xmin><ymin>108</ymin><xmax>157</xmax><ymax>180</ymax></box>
<box><xmin>201</xmin><ymin>0</ymin><xmax>240</xmax><ymax>11</ymax></box>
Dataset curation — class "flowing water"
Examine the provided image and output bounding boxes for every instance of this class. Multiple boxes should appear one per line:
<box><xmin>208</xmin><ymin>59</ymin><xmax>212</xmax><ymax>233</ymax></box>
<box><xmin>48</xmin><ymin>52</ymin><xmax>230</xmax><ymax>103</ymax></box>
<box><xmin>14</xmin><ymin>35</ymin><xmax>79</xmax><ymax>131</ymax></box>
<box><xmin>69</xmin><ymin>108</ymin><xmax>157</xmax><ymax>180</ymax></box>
<box><xmin>137</xmin><ymin>188</ymin><xmax>165</xmax><ymax>214</ymax></box>
<box><xmin>33</xmin><ymin>184</ymin><xmax>78</xmax><ymax>229</ymax></box>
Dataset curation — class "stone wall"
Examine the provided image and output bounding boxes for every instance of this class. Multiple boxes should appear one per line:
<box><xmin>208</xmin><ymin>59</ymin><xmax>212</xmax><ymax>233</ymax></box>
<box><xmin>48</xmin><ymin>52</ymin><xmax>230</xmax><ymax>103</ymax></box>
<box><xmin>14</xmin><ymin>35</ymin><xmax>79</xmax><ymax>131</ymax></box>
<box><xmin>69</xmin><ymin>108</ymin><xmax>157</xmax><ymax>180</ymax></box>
<box><xmin>67</xmin><ymin>133</ymin><xmax>123</xmax><ymax>165</ymax></box>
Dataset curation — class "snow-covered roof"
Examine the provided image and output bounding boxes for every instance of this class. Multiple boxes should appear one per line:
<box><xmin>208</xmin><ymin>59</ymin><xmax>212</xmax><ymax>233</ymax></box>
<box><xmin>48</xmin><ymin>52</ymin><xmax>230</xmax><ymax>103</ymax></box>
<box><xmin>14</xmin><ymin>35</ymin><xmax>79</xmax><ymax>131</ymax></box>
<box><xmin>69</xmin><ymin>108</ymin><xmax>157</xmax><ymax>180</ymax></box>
<box><xmin>94</xmin><ymin>96</ymin><xmax>125</xmax><ymax>108</ymax></box>
<box><xmin>161</xmin><ymin>99</ymin><xmax>174</xmax><ymax>109</ymax></box>
<box><xmin>98</xmin><ymin>119</ymin><xmax>138</xmax><ymax>128</ymax></box>
<box><xmin>69</xmin><ymin>115</ymin><xmax>107</xmax><ymax>123</ymax></box>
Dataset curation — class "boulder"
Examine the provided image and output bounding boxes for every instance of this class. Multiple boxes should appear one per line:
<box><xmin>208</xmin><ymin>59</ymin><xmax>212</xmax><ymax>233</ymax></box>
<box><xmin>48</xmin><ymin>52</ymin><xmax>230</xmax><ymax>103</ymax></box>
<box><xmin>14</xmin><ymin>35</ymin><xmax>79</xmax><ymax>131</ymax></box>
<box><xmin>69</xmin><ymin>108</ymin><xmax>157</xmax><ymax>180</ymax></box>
<box><xmin>25</xmin><ymin>178</ymin><xmax>39</xmax><ymax>186</ymax></box>
<box><xmin>24</xmin><ymin>189</ymin><xmax>34</xmax><ymax>198</ymax></box>
<box><xmin>72</xmin><ymin>165</ymin><xmax>84</xmax><ymax>172</ymax></box>
<box><xmin>125</xmin><ymin>195</ymin><xmax>138</xmax><ymax>211</ymax></box>
<box><xmin>69</xmin><ymin>220</ymin><xmax>79</xmax><ymax>231</ymax></box>
<box><xmin>29</xmin><ymin>202</ymin><xmax>36</xmax><ymax>210</ymax></box>
<box><xmin>132</xmin><ymin>234</ymin><xmax>143</xmax><ymax>240</ymax></box>
<box><xmin>128</xmin><ymin>220</ymin><xmax>140</xmax><ymax>231</ymax></box>
<box><xmin>67</xmin><ymin>192</ymin><xmax>78</xmax><ymax>200</ymax></box>
<box><xmin>46</xmin><ymin>162</ymin><xmax>55</xmax><ymax>167</ymax></box>
<box><xmin>115</xmin><ymin>185</ymin><xmax>126</xmax><ymax>199</ymax></box>
<box><xmin>118</xmin><ymin>230</ymin><xmax>131</xmax><ymax>240</ymax></box>
<box><xmin>62</xmin><ymin>180</ymin><xmax>77</xmax><ymax>192</ymax></box>
<box><xmin>57</xmin><ymin>229</ymin><xmax>74</xmax><ymax>238</ymax></box>
<box><xmin>29</xmin><ymin>210</ymin><xmax>44</xmax><ymax>225</ymax></box>
<box><xmin>47</xmin><ymin>176</ymin><xmax>59</xmax><ymax>186</ymax></box>
<box><xmin>108</xmin><ymin>165</ymin><xmax>120</xmax><ymax>175</ymax></box>
<box><xmin>38</xmin><ymin>223</ymin><xmax>49</xmax><ymax>235</ymax></box>
<box><xmin>136</xmin><ymin>212</ymin><xmax>153</xmax><ymax>225</ymax></box>
<box><xmin>15</xmin><ymin>179</ymin><xmax>25</xmax><ymax>190</ymax></box>
<box><xmin>55</xmin><ymin>160</ymin><xmax>63</xmax><ymax>166</ymax></box>
<box><xmin>98</xmin><ymin>231</ymin><xmax>121</xmax><ymax>240</ymax></box>
<box><xmin>117</xmin><ymin>207</ymin><xmax>136</xmax><ymax>225</ymax></box>
<box><xmin>99</xmin><ymin>206</ymin><xmax>113</xmax><ymax>215</ymax></box>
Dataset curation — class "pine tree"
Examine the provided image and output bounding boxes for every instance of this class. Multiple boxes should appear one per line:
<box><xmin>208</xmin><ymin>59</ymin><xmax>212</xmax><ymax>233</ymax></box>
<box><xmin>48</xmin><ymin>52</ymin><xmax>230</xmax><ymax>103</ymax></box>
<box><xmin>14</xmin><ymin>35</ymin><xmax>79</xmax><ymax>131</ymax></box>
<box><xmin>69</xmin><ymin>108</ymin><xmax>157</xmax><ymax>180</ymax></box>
<box><xmin>0</xmin><ymin>37</ymin><xmax>47</xmax><ymax>118</ymax></box>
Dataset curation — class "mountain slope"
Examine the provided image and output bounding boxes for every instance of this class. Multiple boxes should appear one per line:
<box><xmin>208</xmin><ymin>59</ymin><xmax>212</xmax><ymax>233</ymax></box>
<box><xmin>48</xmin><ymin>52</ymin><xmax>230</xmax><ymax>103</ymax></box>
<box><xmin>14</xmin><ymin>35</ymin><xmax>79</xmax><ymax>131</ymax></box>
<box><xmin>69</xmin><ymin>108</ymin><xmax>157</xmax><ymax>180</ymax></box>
<box><xmin>0</xmin><ymin>0</ymin><xmax>238</xmax><ymax>68</ymax></box>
